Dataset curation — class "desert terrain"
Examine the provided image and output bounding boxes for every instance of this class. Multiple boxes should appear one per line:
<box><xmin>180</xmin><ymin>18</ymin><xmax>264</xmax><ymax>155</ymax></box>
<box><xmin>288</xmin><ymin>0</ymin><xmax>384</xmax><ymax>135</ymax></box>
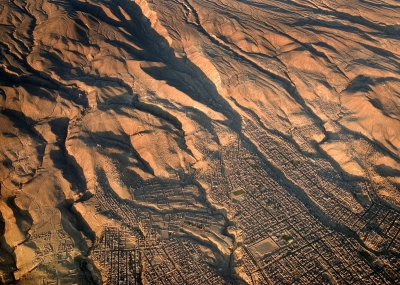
<box><xmin>0</xmin><ymin>0</ymin><xmax>399</xmax><ymax>284</ymax></box>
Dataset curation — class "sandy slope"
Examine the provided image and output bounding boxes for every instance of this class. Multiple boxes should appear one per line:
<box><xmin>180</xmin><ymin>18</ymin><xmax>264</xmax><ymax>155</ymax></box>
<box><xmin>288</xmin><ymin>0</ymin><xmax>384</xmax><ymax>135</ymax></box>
<box><xmin>0</xmin><ymin>0</ymin><xmax>399</xmax><ymax>283</ymax></box>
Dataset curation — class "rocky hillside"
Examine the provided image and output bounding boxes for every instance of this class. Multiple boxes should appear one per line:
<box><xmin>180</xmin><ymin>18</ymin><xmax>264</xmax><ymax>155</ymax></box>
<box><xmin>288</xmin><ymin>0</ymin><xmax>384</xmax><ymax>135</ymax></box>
<box><xmin>0</xmin><ymin>0</ymin><xmax>399</xmax><ymax>284</ymax></box>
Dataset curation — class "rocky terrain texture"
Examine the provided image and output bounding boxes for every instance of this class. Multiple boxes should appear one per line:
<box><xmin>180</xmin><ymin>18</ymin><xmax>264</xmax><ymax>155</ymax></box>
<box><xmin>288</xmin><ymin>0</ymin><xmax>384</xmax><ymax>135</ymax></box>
<box><xmin>0</xmin><ymin>0</ymin><xmax>399</xmax><ymax>284</ymax></box>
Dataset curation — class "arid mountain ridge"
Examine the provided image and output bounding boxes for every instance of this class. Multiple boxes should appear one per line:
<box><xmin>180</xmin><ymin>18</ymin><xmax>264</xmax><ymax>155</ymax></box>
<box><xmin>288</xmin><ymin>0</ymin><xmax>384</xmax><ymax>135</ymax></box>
<box><xmin>0</xmin><ymin>0</ymin><xmax>399</xmax><ymax>284</ymax></box>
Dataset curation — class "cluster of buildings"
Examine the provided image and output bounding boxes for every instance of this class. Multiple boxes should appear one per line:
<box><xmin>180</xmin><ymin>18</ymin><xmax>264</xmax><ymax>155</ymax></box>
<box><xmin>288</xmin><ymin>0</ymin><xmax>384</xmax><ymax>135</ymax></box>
<box><xmin>92</xmin><ymin>227</ymin><xmax>141</xmax><ymax>284</ymax></box>
<box><xmin>142</xmin><ymin>238</ymin><xmax>225</xmax><ymax>284</ymax></box>
<box><xmin>92</xmin><ymin>176</ymin><xmax>229</xmax><ymax>283</ymax></box>
<box><xmin>206</xmin><ymin>121</ymin><xmax>399</xmax><ymax>284</ymax></box>
<box><xmin>80</xmin><ymin>118</ymin><xmax>399</xmax><ymax>284</ymax></box>
<box><xmin>242</xmin><ymin>119</ymin><xmax>399</xmax><ymax>254</ymax></box>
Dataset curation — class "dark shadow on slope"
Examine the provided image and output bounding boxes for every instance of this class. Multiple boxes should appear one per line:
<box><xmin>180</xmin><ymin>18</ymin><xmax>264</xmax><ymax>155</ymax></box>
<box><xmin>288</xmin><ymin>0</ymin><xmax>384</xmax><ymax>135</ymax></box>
<box><xmin>237</xmin><ymin>134</ymin><xmax>379</xmax><ymax>253</ymax></box>
<box><xmin>294</xmin><ymin>18</ymin><xmax>375</xmax><ymax>42</ymax></box>
<box><xmin>0</xmin><ymin>208</ymin><xmax>17</xmax><ymax>284</ymax></box>
<box><xmin>49</xmin><ymin>118</ymin><xmax>70</xmax><ymax>143</ymax></box>
<box><xmin>99</xmin><ymin>91</ymin><xmax>222</xmax><ymax>152</ymax></box>
<box><xmin>286</xmin><ymin>0</ymin><xmax>399</xmax><ymax>38</ymax></box>
<box><xmin>6</xmin><ymin>197</ymin><xmax>33</xmax><ymax>235</ymax></box>
<box><xmin>345</xmin><ymin>75</ymin><xmax>400</xmax><ymax>93</ymax></box>
<box><xmin>1</xmin><ymin>109</ymin><xmax>46</xmax><ymax>167</ymax></box>
<box><xmin>74</xmin><ymin>256</ymin><xmax>102</xmax><ymax>285</ymax></box>
<box><xmin>49</xmin><ymin>118</ymin><xmax>88</xmax><ymax>193</ymax></box>
<box><xmin>344</xmin><ymin>76</ymin><xmax>400</xmax><ymax>122</ymax></box>
<box><xmin>0</xmin><ymin>42</ymin><xmax>89</xmax><ymax>108</ymax></box>
<box><xmin>87</xmin><ymin>130</ymin><xmax>155</xmax><ymax>176</ymax></box>
<box><xmin>48</xmin><ymin>0</ymin><xmax>79</xmax><ymax>18</ymax></box>
<box><xmin>133</xmin><ymin>100</ymin><xmax>196</xmax><ymax>157</ymax></box>
<box><xmin>97</xmin><ymin>166</ymin><xmax>240</xmax><ymax>283</ymax></box>
<box><xmin>376</xmin><ymin>164</ymin><xmax>400</xmax><ymax>178</ymax></box>
<box><xmin>0</xmin><ymin>70</ymin><xmax>88</xmax><ymax>108</ymax></box>
<box><xmin>181</xmin><ymin>0</ymin><xmax>332</xmax><ymax>135</ymax></box>
<box><xmin>345</xmin><ymin>75</ymin><xmax>375</xmax><ymax>93</ymax></box>
<box><xmin>69</xmin><ymin>0</ymin><xmax>242</xmax><ymax>131</ymax></box>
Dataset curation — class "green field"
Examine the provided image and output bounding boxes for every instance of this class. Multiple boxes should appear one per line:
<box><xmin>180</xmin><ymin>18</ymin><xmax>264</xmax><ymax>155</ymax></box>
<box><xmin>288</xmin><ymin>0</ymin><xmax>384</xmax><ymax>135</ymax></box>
<box><xmin>233</xmin><ymin>189</ymin><xmax>246</xmax><ymax>196</ymax></box>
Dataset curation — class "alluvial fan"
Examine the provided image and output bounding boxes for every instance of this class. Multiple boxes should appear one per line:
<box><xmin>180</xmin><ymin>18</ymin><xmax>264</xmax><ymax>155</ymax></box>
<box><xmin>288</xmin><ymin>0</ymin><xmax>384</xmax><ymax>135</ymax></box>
<box><xmin>0</xmin><ymin>0</ymin><xmax>399</xmax><ymax>284</ymax></box>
